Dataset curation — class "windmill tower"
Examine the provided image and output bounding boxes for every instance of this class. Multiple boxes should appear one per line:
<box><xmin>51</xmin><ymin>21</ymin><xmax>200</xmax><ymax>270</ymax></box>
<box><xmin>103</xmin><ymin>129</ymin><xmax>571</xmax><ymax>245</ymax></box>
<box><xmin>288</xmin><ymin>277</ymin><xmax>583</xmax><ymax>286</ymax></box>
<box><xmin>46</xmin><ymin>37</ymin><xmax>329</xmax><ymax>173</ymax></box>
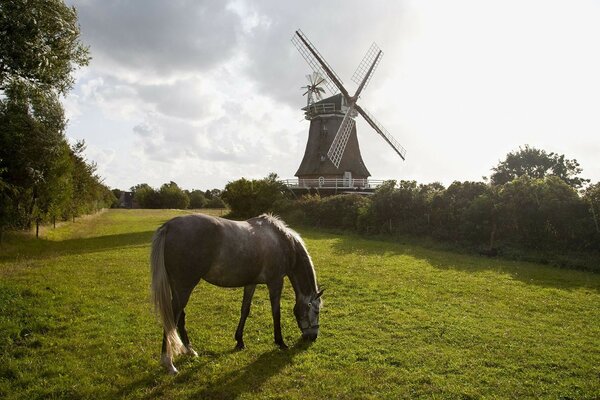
<box><xmin>291</xmin><ymin>30</ymin><xmax>406</xmax><ymax>190</ymax></box>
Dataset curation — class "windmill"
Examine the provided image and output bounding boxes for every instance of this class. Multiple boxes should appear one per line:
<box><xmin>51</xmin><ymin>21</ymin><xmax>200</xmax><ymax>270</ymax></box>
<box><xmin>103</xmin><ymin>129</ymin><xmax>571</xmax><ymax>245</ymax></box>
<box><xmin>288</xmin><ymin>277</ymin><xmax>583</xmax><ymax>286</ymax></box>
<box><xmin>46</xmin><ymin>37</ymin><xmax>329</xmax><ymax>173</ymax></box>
<box><xmin>291</xmin><ymin>29</ymin><xmax>406</xmax><ymax>189</ymax></box>
<box><xmin>301</xmin><ymin>72</ymin><xmax>327</xmax><ymax>107</ymax></box>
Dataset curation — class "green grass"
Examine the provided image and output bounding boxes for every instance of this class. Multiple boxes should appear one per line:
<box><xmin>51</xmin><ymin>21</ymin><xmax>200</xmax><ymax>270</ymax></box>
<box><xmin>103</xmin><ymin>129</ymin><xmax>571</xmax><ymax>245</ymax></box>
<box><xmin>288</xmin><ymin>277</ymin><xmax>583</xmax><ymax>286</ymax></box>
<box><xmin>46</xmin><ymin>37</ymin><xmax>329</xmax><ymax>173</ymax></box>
<box><xmin>1</xmin><ymin>209</ymin><xmax>599</xmax><ymax>399</ymax></box>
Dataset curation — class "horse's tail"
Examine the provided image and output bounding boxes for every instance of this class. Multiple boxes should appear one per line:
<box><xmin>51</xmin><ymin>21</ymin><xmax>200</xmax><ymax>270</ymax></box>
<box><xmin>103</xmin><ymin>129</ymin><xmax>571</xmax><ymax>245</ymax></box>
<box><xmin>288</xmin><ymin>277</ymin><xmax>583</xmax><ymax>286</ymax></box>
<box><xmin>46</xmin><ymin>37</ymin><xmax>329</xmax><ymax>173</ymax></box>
<box><xmin>150</xmin><ymin>225</ymin><xmax>185</xmax><ymax>357</ymax></box>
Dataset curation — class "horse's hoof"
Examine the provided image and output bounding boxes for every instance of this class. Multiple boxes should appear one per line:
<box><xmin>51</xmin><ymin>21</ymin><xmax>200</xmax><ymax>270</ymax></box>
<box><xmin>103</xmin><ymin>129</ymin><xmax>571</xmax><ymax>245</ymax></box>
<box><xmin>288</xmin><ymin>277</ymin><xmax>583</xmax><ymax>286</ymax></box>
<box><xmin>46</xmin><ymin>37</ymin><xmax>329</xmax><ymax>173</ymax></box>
<box><xmin>234</xmin><ymin>342</ymin><xmax>245</xmax><ymax>351</ymax></box>
<box><xmin>277</xmin><ymin>342</ymin><xmax>289</xmax><ymax>350</ymax></box>
<box><xmin>186</xmin><ymin>347</ymin><xmax>199</xmax><ymax>357</ymax></box>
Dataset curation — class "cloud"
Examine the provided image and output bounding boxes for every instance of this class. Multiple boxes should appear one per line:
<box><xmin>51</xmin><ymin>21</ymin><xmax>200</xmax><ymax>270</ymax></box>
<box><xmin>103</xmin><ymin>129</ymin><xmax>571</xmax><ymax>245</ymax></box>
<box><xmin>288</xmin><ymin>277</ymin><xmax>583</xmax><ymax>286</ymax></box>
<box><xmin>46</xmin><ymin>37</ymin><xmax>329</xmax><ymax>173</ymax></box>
<box><xmin>63</xmin><ymin>0</ymin><xmax>600</xmax><ymax>191</ymax></box>
<box><xmin>74</xmin><ymin>0</ymin><xmax>241</xmax><ymax>80</ymax></box>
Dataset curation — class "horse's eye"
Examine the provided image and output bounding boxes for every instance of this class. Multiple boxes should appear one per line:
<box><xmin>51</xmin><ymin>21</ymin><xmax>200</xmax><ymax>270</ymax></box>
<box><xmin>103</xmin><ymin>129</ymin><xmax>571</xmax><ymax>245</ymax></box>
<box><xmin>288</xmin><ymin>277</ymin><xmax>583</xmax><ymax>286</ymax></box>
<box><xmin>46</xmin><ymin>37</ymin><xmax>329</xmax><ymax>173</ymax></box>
<box><xmin>308</xmin><ymin>302</ymin><xmax>312</xmax><ymax>308</ymax></box>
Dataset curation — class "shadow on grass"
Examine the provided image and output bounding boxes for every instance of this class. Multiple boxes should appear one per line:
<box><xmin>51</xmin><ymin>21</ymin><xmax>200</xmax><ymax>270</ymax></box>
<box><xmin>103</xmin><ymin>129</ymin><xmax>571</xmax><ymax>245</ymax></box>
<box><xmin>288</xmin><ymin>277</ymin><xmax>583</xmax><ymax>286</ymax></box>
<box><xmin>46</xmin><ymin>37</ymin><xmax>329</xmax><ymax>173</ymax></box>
<box><xmin>129</xmin><ymin>341</ymin><xmax>310</xmax><ymax>400</ymax></box>
<box><xmin>0</xmin><ymin>230</ymin><xmax>155</xmax><ymax>262</ymax></box>
<box><xmin>301</xmin><ymin>229</ymin><xmax>600</xmax><ymax>292</ymax></box>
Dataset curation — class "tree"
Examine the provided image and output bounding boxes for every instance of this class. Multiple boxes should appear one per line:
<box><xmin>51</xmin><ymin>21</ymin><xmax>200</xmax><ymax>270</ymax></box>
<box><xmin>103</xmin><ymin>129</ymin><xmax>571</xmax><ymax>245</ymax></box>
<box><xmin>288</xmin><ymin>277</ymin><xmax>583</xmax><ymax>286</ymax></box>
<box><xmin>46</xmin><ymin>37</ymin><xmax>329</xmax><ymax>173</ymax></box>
<box><xmin>221</xmin><ymin>173</ymin><xmax>287</xmax><ymax>218</ymax></box>
<box><xmin>188</xmin><ymin>190</ymin><xmax>207</xmax><ymax>209</ymax></box>
<box><xmin>497</xmin><ymin>176</ymin><xmax>587</xmax><ymax>249</ymax></box>
<box><xmin>131</xmin><ymin>183</ymin><xmax>160</xmax><ymax>209</ymax></box>
<box><xmin>0</xmin><ymin>0</ymin><xmax>98</xmax><ymax>236</ymax></box>
<box><xmin>159</xmin><ymin>181</ymin><xmax>190</xmax><ymax>209</ymax></box>
<box><xmin>0</xmin><ymin>80</ymin><xmax>71</xmax><ymax>232</ymax></box>
<box><xmin>491</xmin><ymin>145</ymin><xmax>589</xmax><ymax>189</ymax></box>
<box><xmin>0</xmin><ymin>0</ymin><xmax>90</xmax><ymax>94</ymax></box>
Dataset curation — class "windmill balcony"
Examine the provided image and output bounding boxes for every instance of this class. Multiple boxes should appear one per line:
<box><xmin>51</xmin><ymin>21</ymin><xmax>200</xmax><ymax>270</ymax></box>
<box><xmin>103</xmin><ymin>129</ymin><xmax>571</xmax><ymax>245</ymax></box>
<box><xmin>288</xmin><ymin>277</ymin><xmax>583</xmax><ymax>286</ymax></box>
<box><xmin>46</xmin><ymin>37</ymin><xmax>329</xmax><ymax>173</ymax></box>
<box><xmin>281</xmin><ymin>178</ymin><xmax>386</xmax><ymax>190</ymax></box>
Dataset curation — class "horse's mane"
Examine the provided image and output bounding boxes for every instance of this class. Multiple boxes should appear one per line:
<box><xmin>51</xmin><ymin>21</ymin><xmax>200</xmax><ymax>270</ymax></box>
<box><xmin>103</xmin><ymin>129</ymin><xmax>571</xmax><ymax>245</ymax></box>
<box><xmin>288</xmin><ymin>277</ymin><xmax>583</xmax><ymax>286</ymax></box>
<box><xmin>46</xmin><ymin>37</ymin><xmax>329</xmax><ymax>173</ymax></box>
<box><xmin>258</xmin><ymin>214</ymin><xmax>318</xmax><ymax>293</ymax></box>
<box><xmin>257</xmin><ymin>213</ymin><xmax>302</xmax><ymax>243</ymax></box>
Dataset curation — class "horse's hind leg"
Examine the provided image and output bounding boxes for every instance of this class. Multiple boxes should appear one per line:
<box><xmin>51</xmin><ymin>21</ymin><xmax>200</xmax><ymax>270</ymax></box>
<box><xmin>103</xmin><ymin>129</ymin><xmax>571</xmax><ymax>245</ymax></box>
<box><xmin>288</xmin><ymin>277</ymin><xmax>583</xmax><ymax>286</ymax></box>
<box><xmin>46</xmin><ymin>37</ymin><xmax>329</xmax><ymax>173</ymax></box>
<box><xmin>235</xmin><ymin>284</ymin><xmax>256</xmax><ymax>350</ymax></box>
<box><xmin>178</xmin><ymin>310</ymin><xmax>198</xmax><ymax>356</ymax></box>
<box><xmin>161</xmin><ymin>287</ymin><xmax>193</xmax><ymax>374</ymax></box>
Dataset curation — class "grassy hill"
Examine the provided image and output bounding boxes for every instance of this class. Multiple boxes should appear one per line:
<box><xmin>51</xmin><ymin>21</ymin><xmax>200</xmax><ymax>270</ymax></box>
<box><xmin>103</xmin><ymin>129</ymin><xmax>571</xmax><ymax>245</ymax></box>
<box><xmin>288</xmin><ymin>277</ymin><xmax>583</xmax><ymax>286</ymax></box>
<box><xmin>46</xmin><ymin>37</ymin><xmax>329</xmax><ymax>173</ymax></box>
<box><xmin>1</xmin><ymin>209</ymin><xmax>598</xmax><ymax>399</ymax></box>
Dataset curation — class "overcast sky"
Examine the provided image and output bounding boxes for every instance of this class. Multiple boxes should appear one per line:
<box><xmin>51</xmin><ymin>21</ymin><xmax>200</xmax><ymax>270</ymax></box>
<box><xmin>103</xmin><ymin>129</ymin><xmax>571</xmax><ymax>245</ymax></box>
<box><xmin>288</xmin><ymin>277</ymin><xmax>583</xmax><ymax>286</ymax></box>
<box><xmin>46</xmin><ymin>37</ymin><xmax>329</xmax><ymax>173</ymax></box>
<box><xmin>63</xmin><ymin>0</ymin><xmax>600</xmax><ymax>191</ymax></box>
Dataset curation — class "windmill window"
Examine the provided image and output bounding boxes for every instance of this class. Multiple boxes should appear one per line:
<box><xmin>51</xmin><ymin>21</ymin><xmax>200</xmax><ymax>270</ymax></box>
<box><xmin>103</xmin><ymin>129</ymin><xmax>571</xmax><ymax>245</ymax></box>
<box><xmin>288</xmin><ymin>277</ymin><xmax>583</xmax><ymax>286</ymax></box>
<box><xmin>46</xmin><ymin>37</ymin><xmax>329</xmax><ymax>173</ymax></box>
<box><xmin>320</xmin><ymin>124</ymin><xmax>328</xmax><ymax>135</ymax></box>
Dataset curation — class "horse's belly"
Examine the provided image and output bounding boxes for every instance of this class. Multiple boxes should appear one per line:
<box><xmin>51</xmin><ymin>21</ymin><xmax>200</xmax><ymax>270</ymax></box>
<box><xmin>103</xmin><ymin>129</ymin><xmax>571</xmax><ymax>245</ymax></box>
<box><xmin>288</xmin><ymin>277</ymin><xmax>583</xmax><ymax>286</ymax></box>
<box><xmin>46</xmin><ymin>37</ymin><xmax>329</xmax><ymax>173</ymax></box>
<box><xmin>203</xmin><ymin>261</ymin><xmax>268</xmax><ymax>287</ymax></box>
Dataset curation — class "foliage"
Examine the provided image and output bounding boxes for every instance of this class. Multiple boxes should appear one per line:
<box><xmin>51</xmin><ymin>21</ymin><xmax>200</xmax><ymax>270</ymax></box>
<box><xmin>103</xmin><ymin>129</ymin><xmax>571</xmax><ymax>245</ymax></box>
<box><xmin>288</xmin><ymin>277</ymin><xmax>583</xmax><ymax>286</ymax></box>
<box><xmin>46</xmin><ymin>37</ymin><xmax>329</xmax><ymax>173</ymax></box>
<box><xmin>159</xmin><ymin>181</ymin><xmax>189</xmax><ymax>210</ymax></box>
<box><xmin>131</xmin><ymin>184</ymin><xmax>160</xmax><ymax>209</ymax></box>
<box><xmin>0</xmin><ymin>0</ymin><xmax>90</xmax><ymax>94</ymax></box>
<box><xmin>0</xmin><ymin>0</ymin><xmax>108</xmax><ymax>237</ymax></box>
<box><xmin>128</xmin><ymin>183</ymin><xmax>226</xmax><ymax>210</ymax></box>
<box><xmin>0</xmin><ymin>209</ymin><xmax>598</xmax><ymax>399</ymax></box>
<box><xmin>221</xmin><ymin>173</ymin><xmax>288</xmax><ymax>219</ymax></box>
<box><xmin>0</xmin><ymin>83</ymin><xmax>111</xmax><ymax>235</ymax></box>
<box><xmin>295</xmin><ymin>194</ymin><xmax>371</xmax><ymax>230</ymax></box>
<box><xmin>490</xmin><ymin>145</ymin><xmax>589</xmax><ymax>189</ymax></box>
<box><xmin>187</xmin><ymin>190</ymin><xmax>207</xmax><ymax>209</ymax></box>
<box><xmin>205</xmin><ymin>196</ymin><xmax>226</xmax><ymax>209</ymax></box>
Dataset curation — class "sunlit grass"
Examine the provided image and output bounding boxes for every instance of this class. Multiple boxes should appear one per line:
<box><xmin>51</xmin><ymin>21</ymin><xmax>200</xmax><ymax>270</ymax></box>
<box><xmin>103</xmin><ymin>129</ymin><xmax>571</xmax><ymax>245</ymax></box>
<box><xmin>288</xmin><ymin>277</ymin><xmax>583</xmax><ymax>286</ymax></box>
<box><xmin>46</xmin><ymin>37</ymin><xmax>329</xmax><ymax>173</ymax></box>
<box><xmin>0</xmin><ymin>209</ymin><xmax>598</xmax><ymax>399</ymax></box>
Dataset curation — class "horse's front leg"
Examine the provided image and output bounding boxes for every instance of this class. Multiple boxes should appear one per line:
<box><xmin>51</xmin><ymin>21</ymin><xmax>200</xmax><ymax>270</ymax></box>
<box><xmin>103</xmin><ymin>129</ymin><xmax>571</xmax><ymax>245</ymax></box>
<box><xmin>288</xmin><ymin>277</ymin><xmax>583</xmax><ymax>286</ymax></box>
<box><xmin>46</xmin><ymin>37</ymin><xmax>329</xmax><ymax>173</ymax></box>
<box><xmin>268</xmin><ymin>278</ymin><xmax>287</xmax><ymax>349</ymax></box>
<box><xmin>235</xmin><ymin>284</ymin><xmax>256</xmax><ymax>350</ymax></box>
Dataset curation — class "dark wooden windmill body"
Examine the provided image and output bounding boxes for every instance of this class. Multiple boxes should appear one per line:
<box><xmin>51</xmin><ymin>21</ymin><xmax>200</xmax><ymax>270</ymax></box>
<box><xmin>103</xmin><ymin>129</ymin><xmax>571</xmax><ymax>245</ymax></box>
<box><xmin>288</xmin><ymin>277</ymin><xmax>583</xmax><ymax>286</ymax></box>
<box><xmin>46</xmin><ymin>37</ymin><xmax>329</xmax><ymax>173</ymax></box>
<box><xmin>295</xmin><ymin>94</ymin><xmax>370</xmax><ymax>187</ymax></box>
<box><xmin>290</xmin><ymin>30</ymin><xmax>406</xmax><ymax>191</ymax></box>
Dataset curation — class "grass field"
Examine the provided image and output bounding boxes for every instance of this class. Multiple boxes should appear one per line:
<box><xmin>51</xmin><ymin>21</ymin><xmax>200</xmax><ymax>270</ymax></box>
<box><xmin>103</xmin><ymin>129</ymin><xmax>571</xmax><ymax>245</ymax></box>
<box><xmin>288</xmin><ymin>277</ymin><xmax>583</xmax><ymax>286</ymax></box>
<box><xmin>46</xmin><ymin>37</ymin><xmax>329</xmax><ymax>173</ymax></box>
<box><xmin>0</xmin><ymin>209</ymin><xmax>599</xmax><ymax>399</ymax></box>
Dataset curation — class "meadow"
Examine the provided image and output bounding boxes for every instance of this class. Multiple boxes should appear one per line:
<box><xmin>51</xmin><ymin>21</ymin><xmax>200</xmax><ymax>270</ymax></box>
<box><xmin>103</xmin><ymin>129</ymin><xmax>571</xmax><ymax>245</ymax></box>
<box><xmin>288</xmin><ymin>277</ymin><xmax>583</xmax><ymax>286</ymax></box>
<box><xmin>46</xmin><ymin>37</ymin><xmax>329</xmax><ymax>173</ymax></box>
<box><xmin>0</xmin><ymin>209</ymin><xmax>598</xmax><ymax>399</ymax></box>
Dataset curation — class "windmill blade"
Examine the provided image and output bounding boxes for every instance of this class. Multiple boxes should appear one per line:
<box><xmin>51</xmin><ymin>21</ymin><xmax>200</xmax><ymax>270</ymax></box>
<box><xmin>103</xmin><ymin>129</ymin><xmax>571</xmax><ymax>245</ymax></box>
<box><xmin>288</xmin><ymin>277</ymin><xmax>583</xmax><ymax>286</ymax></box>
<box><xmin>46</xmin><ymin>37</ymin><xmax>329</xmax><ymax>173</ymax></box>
<box><xmin>351</xmin><ymin>43</ymin><xmax>383</xmax><ymax>96</ymax></box>
<box><xmin>292</xmin><ymin>30</ymin><xmax>349</xmax><ymax>98</ymax></box>
<box><xmin>327</xmin><ymin>105</ymin><xmax>356</xmax><ymax>168</ymax></box>
<box><xmin>356</xmin><ymin>105</ymin><xmax>406</xmax><ymax>160</ymax></box>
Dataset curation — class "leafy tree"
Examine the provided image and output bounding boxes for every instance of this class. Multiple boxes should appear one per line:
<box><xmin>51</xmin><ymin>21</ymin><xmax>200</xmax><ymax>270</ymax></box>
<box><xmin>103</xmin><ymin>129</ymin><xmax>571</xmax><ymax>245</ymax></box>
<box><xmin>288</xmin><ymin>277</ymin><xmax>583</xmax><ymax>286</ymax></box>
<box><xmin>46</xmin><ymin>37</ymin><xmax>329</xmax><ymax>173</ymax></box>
<box><xmin>0</xmin><ymin>0</ymin><xmax>90</xmax><ymax>94</ymax></box>
<box><xmin>188</xmin><ymin>190</ymin><xmax>207</xmax><ymax>209</ymax></box>
<box><xmin>0</xmin><ymin>81</ymin><xmax>70</xmax><ymax>231</ymax></box>
<box><xmin>497</xmin><ymin>176</ymin><xmax>587</xmax><ymax>249</ymax></box>
<box><xmin>491</xmin><ymin>145</ymin><xmax>589</xmax><ymax>189</ymax></box>
<box><xmin>221</xmin><ymin>173</ymin><xmax>287</xmax><ymax>219</ymax></box>
<box><xmin>205</xmin><ymin>196</ymin><xmax>226</xmax><ymax>209</ymax></box>
<box><xmin>204</xmin><ymin>188</ymin><xmax>222</xmax><ymax>200</ymax></box>
<box><xmin>159</xmin><ymin>181</ymin><xmax>190</xmax><ymax>209</ymax></box>
<box><xmin>131</xmin><ymin>183</ymin><xmax>160</xmax><ymax>209</ymax></box>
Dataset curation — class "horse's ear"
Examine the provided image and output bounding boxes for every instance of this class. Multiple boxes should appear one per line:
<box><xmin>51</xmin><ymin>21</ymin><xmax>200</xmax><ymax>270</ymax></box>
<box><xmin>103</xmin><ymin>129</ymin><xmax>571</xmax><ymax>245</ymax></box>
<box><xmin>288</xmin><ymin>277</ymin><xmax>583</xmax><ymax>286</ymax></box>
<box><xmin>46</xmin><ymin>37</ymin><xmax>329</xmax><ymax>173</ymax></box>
<box><xmin>316</xmin><ymin>288</ymin><xmax>325</xmax><ymax>299</ymax></box>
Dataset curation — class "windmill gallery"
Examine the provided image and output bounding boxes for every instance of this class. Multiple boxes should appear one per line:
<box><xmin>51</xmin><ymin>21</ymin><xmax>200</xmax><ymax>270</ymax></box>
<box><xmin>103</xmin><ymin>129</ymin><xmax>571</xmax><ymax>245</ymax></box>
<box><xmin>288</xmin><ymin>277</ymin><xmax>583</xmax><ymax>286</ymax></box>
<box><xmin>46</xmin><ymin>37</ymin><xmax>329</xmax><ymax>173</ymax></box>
<box><xmin>283</xmin><ymin>30</ymin><xmax>407</xmax><ymax>195</ymax></box>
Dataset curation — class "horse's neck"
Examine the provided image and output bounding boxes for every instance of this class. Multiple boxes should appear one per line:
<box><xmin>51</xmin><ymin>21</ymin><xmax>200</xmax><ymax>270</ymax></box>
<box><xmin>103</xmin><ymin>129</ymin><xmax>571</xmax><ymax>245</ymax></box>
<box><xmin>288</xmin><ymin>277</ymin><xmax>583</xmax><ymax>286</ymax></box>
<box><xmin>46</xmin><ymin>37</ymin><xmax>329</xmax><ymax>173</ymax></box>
<box><xmin>288</xmin><ymin>249</ymin><xmax>317</xmax><ymax>300</ymax></box>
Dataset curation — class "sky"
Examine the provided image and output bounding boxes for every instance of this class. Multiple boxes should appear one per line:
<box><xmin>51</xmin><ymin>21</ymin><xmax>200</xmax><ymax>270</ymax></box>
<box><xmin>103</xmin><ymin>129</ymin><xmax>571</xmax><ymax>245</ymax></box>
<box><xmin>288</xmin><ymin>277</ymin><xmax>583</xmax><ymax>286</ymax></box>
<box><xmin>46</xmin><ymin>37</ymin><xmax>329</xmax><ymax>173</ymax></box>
<box><xmin>63</xmin><ymin>0</ymin><xmax>600</xmax><ymax>191</ymax></box>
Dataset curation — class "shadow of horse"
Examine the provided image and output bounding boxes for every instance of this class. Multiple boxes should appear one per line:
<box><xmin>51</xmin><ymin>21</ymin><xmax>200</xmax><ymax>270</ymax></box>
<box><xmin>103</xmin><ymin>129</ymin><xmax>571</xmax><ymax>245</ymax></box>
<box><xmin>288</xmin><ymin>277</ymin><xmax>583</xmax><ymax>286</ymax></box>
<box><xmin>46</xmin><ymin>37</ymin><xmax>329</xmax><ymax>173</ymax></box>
<box><xmin>135</xmin><ymin>341</ymin><xmax>311</xmax><ymax>400</ymax></box>
<box><xmin>190</xmin><ymin>342</ymin><xmax>310</xmax><ymax>400</ymax></box>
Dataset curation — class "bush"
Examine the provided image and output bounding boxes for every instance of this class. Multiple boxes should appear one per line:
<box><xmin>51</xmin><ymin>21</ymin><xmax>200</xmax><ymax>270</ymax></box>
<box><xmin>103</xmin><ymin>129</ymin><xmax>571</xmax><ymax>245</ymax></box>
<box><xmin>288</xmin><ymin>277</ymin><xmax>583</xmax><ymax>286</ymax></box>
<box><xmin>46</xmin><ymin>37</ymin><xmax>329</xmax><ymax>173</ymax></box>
<box><xmin>292</xmin><ymin>194</ymin><xmax>371</xmax><ymax>230</ymax></box>
<box><xmin>188</xmin><ymin>190</ymin><xmax>207</xmax><ymax>209</ymax></box>
<box><xmin>221</xmin><ymin>173</ymin><xmax>287</xmax><ymax>219</ymax></box>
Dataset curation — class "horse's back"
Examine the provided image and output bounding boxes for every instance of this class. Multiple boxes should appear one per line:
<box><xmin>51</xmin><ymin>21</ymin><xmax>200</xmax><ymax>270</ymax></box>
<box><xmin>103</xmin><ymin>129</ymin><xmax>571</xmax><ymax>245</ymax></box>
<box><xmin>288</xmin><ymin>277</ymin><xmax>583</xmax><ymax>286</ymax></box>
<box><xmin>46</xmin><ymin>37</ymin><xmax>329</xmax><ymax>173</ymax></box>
<box><xmin>161</xmin><ymin>213</ymin><xmax>289</xmax><ymax>288</ymax></box>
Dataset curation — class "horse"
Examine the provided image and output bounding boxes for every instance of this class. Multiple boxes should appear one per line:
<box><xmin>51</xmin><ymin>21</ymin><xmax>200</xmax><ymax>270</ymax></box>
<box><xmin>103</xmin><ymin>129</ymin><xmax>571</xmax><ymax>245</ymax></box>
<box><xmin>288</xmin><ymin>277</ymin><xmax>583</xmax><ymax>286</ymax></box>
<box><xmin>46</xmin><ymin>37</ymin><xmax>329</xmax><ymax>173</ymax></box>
<box><xmin>150</xmin><ymin>213</ymin><xmax>323</xmax><ymax>374</ymax></box>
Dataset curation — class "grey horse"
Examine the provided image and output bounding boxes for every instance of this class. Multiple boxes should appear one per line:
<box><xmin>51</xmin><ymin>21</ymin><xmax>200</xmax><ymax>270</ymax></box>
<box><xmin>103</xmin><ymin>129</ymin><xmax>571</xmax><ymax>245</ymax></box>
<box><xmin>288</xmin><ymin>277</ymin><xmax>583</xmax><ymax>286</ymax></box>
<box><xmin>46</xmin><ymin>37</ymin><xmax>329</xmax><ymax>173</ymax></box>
<box><xmin>150</xmin><ymin>213</ymin><xmax>323</xmax><ymax>374</ymax></box>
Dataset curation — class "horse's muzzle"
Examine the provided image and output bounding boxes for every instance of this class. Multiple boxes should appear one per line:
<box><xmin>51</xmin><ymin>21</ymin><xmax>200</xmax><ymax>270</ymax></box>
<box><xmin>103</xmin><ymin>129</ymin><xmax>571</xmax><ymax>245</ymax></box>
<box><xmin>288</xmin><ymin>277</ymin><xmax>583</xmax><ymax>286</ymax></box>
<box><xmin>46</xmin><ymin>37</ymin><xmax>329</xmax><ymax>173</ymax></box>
<box><xmin>302</xmin><ymin>328</ymin><xmax>319</xmax><ymax>341</ymax></box>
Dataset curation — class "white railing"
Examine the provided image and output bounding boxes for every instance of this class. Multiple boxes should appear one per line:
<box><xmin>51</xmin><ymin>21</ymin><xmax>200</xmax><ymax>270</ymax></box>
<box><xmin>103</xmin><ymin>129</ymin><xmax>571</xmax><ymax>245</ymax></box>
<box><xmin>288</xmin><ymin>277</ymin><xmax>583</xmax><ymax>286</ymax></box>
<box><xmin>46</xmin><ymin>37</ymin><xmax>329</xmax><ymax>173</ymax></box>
<box><xmin>281</xmin><ymin>178</ymin><xmax>386</xmax><ymax>190</ymax></box>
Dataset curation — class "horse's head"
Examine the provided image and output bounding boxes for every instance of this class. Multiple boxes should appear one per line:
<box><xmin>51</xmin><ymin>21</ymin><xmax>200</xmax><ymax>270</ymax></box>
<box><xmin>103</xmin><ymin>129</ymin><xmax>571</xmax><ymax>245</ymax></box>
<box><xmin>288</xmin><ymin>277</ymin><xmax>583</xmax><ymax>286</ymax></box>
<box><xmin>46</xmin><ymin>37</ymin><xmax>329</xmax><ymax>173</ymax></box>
<box><xmin>294</xmin><ymin>289</ymin><xmax>324</xmax><ymax>341</ymax></box>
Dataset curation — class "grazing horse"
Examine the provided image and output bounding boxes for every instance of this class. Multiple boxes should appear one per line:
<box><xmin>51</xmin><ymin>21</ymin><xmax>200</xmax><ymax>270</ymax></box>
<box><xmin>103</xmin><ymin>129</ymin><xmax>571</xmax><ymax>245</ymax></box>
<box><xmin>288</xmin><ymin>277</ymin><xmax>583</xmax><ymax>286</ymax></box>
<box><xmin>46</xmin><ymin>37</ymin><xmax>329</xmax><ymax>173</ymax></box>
<box><xmin>150</xmin><ymin>213</ymin><xmax>323</xmax><ymax>374</ymax></box>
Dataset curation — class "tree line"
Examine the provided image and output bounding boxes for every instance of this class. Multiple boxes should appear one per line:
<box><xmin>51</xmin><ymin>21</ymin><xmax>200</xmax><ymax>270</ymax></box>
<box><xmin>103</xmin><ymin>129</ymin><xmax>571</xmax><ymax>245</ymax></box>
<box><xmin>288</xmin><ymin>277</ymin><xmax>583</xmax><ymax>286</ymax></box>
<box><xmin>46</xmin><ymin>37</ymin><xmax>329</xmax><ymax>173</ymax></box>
<box><xmin>222</xmin><ymin>147</ymin><xmax>600</xmax><ymax>271</ymax></box>
<box><xmin>117</xmin><ymin>182</ymin><xmax>226</xmax><ymax>209</ymax></box>
<box><xmin>0</xmin><ymin>0</ymin><xmax>114</xmax><ymax>241</ymax></box>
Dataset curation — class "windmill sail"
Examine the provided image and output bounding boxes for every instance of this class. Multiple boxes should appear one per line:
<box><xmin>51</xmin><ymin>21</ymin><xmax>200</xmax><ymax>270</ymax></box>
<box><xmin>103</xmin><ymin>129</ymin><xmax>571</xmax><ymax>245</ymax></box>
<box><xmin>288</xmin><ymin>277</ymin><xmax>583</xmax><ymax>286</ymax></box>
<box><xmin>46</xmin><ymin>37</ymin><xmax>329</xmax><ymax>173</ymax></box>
<box><xmin>356</xmin><ymin>105</ymin><xmax>406</xmax><ymax>160</ymax></box>
<box><xmin>292</xmin><ymin>30</ymin><xmax>347</xmax><ymax>97</ymax></box>
<box><xmin>327</xmin><ymin>105</ymin><xmax>356</xmax><ymax>168</ymax></box>
<box><xmin>351</xmin><ymin>43</ymin><xmax>383</xmax><ymax>94</ymax></box>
